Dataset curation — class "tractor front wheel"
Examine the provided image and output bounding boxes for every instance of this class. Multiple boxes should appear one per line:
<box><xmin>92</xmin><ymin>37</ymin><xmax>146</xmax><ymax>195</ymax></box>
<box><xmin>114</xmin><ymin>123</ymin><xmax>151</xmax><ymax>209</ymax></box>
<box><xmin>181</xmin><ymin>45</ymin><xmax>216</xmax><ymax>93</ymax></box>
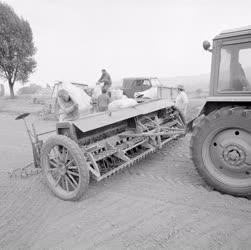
<box><xmin>41</xmin><ymin>135</ymin><xmax>89</xmax><ymax>201</ymax></box>
<box><xmin>190</xmin><ymin>106</ymin><xmax>251</xmax><ymax>196</ymax></box>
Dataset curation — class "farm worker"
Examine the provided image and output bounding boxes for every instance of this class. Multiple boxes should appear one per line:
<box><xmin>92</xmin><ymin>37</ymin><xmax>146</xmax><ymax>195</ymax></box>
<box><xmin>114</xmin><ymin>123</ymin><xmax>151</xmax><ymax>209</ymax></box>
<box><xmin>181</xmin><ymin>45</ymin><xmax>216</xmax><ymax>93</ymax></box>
<box><xmin>91</xmin><ymin>83</ymin><xmax>102</xmax><ymax>113</ymax></box>
<box><xmin>97</xmin><ymin>87</ymin><xmax>110</xmax><ymax>112</ymax></box>
<box><xmin>231</xmin><ymin>62</ymin><xmax>250</xmax><ymax>91</ymax></box>
<box><xmin>97</xmin><ymin>69</ymin><xmax>112</xmax><ymax>92</ymax></box>
<box><xmin>57</xmin><ymin>89</ymin><xmax>79</xmax><ymax>122</ymax></box>
<box><xmin>175</xmin><ymin>84</ymin><xmax>189</xmax><ymax>117</ymax></box>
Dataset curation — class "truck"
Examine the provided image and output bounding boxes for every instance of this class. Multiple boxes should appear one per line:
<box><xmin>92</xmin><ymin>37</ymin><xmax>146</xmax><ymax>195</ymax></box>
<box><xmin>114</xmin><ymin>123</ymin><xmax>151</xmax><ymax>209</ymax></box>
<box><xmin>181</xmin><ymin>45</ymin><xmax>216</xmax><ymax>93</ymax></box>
<box><xmin>122</xmin><ymin>77</ymin><xmax>159</xmax><ymax>98</ymax></box>
<box><xmin>122</xmin><ymin>77</ymin><xmax>178</xmax><ymax>101</ymax></box>
<box><xmin>190</xmin><ymin>26</ymin><xmax>251</xmax><ymax>197</ymax></box>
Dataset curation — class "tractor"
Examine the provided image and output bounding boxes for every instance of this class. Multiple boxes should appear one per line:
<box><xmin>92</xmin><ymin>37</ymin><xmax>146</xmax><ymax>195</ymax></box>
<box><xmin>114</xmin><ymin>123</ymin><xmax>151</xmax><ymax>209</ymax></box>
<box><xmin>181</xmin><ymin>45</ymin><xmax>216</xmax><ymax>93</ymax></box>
<box><xmin>190</xmin><ymin>26</ymin><xmax>251</xmax><ymax>197</ymax></box>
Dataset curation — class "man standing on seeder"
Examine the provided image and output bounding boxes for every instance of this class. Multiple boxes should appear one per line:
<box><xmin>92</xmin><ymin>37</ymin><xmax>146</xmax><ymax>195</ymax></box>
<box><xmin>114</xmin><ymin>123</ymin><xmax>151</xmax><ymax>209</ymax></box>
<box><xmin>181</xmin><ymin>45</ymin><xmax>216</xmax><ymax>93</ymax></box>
<box><xmin>97</xmin><ymin>69</ymin><xmax>112</xmax><ymax>93</ymax></box>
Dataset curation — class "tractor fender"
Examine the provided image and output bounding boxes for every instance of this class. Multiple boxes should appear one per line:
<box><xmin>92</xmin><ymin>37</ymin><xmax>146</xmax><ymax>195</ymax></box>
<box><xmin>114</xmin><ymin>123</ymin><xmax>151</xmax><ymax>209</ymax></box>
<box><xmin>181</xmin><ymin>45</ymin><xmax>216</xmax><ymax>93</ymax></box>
<box><xmin>187</xmin><ymin>100</ymin><xmax>251</xmax><ymax>133</ymax></box>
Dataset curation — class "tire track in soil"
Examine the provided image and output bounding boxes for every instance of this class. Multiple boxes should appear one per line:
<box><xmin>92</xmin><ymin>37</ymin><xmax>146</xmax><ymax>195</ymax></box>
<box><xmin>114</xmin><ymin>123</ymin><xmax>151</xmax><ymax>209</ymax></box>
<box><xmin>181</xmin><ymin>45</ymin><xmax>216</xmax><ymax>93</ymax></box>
<box><xmin>83</xmin><ymin>172</ymin><xmax>251</xmax><ymax>250</ymax></box>
<box><xmin>105</xmin><ymin>173</ymin><xmax>251</xmax><ymax>218</ymax></box>
<box><xmin>1</xmin><ymin>169</ymin><xmax>250</xmax><ymax>250</ymax></box>
<box><xmin>118</xmin><ymin>136</ymin><xmax>209</xmax><ymax>188</ymax></box>
<box><xmin>33</xmin><ymin>194</ymin><xmax>165</xmax><ymax>249</ymax></box>
<box><xmin>0</xmin><ymin>136</ymin><xmax>251</xmax><ymax>249</ymax></box>
<box><xmin>0</xmin><ymin>176</ymin><xmax>57</xmax><ymax>249</ymax></box>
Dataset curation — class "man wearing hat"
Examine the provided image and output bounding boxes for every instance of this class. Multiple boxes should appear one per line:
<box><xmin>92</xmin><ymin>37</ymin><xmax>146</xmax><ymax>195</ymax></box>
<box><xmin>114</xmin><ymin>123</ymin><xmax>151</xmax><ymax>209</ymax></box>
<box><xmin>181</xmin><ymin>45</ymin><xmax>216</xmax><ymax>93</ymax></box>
<box><xmin>175</xmin><ymin>84</ymin><xmax>189</xmax><ymax>117</ymax></box>
<box><xmin>57</xmin><ymin>89</ymin><xmax>79</xmax><ymax>122</ymax></box>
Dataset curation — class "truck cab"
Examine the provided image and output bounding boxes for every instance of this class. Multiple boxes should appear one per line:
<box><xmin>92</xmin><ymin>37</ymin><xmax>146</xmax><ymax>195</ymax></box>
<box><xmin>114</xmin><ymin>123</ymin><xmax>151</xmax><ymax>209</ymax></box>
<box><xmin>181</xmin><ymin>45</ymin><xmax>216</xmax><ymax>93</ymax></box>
<box><xmin>122</xmin><ymin>77</ymin><xmax>161</xmax><ymax>98</ymax></box>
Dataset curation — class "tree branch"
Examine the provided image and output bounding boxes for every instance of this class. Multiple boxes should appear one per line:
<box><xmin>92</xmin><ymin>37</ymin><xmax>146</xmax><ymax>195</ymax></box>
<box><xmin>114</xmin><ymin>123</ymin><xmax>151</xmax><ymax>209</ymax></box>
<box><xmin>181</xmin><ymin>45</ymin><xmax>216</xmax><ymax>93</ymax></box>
<box><xmin>0</xmin><ymin>62</ymin><xmax>9</xmax><ymax>79</ymax></box>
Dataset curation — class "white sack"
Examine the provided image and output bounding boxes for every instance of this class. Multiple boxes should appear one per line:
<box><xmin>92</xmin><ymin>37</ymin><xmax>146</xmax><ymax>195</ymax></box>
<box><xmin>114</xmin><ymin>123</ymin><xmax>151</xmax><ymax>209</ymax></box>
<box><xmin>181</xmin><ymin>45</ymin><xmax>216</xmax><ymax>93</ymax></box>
<box><xmin>134</xmin><ymin>87</ymin><xmax>158</xmax><ymax>99</ymax></box>
<box><xmin>110</xmin><ymin>88</ymin><xmax>123</xmax><ymax>101</ymax></box>
<box><xmin>108</xmin><ymin>98</ymin><xmax>137</xmax><ymax>111</ymax></box>
<box><xmin>121</xmin><ymin>94</ymin><xmax>128</xmax><ymax>99</ymax></box>
<box><xmin>61</xmin><ymin>82</ymin><xmax>91</xmax><ymax>111</ymax></box>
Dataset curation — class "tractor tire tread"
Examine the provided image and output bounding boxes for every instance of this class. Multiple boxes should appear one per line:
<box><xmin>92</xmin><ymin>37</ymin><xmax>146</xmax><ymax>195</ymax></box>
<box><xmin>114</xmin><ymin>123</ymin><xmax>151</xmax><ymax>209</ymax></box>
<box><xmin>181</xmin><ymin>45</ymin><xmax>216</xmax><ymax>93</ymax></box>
<box><xmin>190</xmin><ymin>105</ymin><xmax>251</xmax><ymax>196</ymax></box>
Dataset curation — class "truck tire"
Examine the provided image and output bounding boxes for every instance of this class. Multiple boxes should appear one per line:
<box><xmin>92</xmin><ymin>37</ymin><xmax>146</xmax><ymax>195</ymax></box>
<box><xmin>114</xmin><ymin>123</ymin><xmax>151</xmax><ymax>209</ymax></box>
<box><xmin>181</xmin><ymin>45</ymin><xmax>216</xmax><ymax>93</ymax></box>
<box><xmin>190</xmin><ymin>106</ymin><xmax>251</xmax><ymax>196</ymax></box>
<box><xmin>41</xmin><ymin>135</ymin><xmax>89</xmax><ymax>201</ymax></box>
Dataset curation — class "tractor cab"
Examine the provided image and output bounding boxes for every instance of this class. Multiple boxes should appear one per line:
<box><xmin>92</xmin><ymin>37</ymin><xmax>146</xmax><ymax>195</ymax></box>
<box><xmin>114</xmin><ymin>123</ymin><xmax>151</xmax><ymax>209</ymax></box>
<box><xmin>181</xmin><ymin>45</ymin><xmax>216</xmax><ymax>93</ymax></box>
<box><xmin>204</xmin><ymin>26</ymin><xmax>251</xmax><ymax>98</ymax></box>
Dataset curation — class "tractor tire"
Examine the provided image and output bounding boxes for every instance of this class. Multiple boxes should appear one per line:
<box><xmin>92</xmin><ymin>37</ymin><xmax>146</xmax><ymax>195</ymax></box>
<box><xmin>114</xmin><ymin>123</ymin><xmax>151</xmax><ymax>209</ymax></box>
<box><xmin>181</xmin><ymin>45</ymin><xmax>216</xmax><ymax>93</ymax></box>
<box><xmin>41</xmin><ymin>135</ymin><xmax>89</xmax><ymax>201</ymax></box>
<box><xmin>190</xmin><ymin>106</ymin><xmax>251</xmax><ymax>196</ymax></box>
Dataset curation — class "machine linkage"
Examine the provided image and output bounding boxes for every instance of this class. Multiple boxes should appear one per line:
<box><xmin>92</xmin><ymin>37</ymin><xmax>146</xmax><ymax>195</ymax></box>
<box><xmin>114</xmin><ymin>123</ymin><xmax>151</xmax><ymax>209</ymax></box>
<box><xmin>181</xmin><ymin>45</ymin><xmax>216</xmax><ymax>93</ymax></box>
<box><xmin>82</xmin><ymin>110</ymin><xmax>185</xmax><ymax>181</ymax></box>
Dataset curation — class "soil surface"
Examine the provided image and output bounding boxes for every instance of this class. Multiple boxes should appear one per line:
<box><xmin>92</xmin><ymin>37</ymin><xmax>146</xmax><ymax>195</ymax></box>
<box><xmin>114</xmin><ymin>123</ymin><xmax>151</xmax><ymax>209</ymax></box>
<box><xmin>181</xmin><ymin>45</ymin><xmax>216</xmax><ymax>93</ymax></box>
<box><xmin>0</xmin><ymin>105</ymin><xmax>251</xmax><ymax>249</ymax></box>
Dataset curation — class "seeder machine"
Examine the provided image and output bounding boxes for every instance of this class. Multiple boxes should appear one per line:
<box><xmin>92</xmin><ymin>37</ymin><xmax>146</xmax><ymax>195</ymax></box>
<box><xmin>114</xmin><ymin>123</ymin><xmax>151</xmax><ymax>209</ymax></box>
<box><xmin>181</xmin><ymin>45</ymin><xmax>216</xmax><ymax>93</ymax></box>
<box><xmin>15</xmin><ymin>97</ymin><xmax>186</xmax><ymax>200</ymax></box>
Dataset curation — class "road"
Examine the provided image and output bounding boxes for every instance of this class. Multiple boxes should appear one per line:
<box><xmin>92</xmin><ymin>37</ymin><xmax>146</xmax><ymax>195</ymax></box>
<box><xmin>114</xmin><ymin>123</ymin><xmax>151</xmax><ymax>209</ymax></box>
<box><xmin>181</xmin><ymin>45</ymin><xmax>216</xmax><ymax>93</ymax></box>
<box><xmin>0</xmin><ymin>113</ymin><xmax>250</xmax><ymax>250</ymax></box>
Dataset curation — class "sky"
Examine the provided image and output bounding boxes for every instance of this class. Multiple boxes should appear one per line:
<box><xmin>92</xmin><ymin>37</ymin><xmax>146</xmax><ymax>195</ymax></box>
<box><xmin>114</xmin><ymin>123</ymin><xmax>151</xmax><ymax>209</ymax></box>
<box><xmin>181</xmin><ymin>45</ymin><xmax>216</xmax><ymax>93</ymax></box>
<box><xmin>3</xmin><ymin>0</ymin><xmax>251</xmax><ymax>88</ymax></box>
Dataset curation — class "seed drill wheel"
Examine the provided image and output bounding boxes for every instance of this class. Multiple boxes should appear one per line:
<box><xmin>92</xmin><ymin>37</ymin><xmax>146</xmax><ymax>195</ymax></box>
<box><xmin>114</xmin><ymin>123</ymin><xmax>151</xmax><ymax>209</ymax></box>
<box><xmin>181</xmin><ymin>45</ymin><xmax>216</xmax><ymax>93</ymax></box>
<box><xmin>190</xmin><ymin>106</ymin><xmax>251</xmax><ymax>196</ymax></box>
<box><xmin>41</xmin><ymin>135</ymin><xmax>89</xmax><ymax>201</ymax></box>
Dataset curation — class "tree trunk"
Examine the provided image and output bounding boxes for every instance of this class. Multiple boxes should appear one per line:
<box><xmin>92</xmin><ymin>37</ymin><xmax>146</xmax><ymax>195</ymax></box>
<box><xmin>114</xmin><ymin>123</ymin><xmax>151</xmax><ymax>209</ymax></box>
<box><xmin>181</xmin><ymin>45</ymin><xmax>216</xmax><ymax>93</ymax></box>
<box><xmin>8</xmin><ymin>80</ymin><xmax>15</xmax><ymax>98</ymax></box>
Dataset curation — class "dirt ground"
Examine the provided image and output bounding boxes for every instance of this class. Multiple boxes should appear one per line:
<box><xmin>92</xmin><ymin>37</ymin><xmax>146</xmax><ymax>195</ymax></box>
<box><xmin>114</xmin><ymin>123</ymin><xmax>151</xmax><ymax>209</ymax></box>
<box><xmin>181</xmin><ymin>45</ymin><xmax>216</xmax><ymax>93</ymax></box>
<box><xmin>0</xmin><ymin>99</ymin><xmax>251</xmax><ymax>250</ymax></box>
<box><xmin>0</xmin><ymin>96</ymin><xmax>43</xmax><ymax>115</ymax></box>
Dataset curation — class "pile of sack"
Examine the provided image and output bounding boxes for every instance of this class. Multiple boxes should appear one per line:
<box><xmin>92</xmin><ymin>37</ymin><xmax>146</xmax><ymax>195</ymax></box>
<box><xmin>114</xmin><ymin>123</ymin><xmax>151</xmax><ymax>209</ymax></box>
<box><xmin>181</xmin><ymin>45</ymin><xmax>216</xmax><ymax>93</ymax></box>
<box><xmin>110</xmin><ymin>88</ymin><xmax>123</xmax><ymax>101</ymax></box>
<box><xmin>108</xmin><ymin>88</ymin><xmax>137</xmax><ymax>111</ymax></box>
<box><xmin>108</xmin><ymin>96</ymin><xmax>137</xmax><ymax>111</ymax></box>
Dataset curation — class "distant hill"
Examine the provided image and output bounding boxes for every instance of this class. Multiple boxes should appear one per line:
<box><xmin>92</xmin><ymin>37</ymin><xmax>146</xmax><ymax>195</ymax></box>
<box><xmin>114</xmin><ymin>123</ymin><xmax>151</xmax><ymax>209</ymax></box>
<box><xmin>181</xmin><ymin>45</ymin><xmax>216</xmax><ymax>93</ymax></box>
<box><xmin>159</xmin><ymin>66</ymin><xmax>251</xmax><ymax>92</ymax></box>
<box><xmin>159</xmin><ymin>73</ymin><xmax>210</xmax><ymax>92</ymax></box>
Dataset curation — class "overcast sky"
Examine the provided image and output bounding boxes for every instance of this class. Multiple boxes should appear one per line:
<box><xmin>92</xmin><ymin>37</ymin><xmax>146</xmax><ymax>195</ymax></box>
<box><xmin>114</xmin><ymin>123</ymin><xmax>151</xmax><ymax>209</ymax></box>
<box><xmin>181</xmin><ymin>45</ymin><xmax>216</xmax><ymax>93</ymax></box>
<box><xmin>4</xmin><ymin>0</ymin><xmax>251</xmax><ymax>87</ymax></box>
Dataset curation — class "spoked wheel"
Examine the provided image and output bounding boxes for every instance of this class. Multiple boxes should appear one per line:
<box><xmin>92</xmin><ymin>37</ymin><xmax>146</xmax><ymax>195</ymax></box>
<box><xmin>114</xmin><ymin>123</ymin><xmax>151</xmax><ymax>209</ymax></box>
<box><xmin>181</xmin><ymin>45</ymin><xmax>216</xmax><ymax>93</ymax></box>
<box><xmin>41</xmin><ymin>135</ymin><xmax>89</xmax><ymax>200</ymax></box>
<box><xmin>191</xmin><ymin>106</ymin><xmax>251</xmax><ymax>196</ymax></box>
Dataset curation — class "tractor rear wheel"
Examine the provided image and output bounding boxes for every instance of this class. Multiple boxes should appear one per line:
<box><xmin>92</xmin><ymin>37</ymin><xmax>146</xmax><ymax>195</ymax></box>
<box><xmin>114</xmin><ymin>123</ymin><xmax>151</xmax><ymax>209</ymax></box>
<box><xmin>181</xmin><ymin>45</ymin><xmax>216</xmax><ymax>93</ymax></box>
<box><xmin>190</xmin><ymin>106</ymin><xmax>251</xmax><ymax>196</ymax></box>
<box><xmin>41</xmin><ymin>135</ymin><xmax>89</xmax><ymax>201</ymax></box>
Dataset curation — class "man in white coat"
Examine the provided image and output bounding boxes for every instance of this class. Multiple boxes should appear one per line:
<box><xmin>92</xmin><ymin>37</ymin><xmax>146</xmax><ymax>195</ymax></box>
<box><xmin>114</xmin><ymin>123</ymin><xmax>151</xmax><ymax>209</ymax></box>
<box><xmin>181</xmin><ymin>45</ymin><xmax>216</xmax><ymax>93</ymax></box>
<box><xmin>175</xmin><ymin>84</ymin><xmax>189</xmax><ymax>117</ymax></box>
